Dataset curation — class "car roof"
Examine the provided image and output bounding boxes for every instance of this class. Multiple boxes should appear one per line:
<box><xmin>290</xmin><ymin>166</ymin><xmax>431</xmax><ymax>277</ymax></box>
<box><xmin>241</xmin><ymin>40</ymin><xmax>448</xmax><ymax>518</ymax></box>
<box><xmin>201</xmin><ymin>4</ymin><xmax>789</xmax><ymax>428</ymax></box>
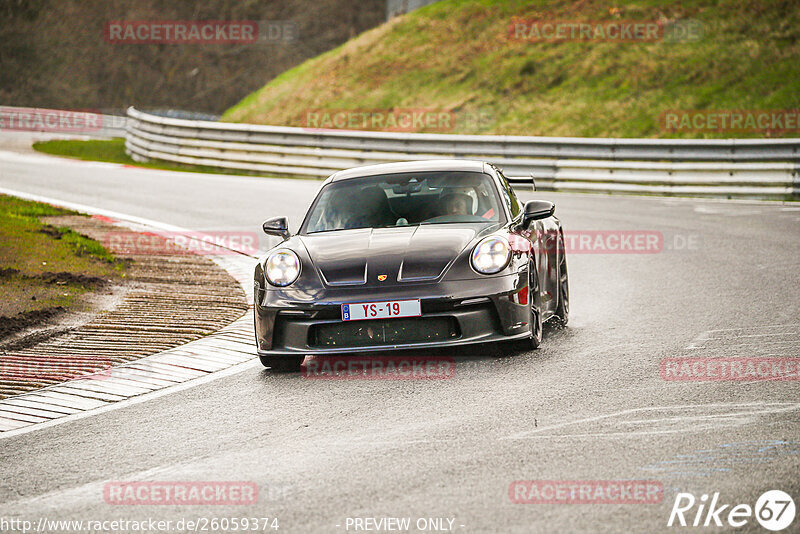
<box><xmin>328</xmin><ymin>159</ymin><xmax>489</xmax><ymax>182</ymax></box>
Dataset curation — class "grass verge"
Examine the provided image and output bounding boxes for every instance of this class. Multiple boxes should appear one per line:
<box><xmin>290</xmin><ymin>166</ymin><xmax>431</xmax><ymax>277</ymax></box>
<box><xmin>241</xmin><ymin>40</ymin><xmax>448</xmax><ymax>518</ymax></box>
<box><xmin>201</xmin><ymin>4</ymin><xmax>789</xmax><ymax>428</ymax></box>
<box><xmin>0</xmin><ymin>194</ymin><xmax>125</xmax><ymax>338</ymax></box>
<box><xmin>32</xmin><ymin>138</ymin><xmax>309</xmax><ymax>179</ymax></box>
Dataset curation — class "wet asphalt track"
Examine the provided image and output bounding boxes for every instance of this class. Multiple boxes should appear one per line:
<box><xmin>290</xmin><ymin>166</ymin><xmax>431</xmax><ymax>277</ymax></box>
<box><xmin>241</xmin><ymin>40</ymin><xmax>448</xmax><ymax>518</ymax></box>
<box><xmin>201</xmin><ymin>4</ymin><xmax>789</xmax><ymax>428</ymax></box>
<box><xmin>1</xmin><ymin>140</ymin><xmax>799</xmax><ymax>533</ymax></box>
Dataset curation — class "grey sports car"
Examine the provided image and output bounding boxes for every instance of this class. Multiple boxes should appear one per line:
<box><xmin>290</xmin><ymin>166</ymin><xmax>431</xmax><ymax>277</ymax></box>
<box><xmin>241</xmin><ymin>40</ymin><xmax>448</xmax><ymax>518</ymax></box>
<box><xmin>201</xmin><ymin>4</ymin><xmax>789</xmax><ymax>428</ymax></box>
<box><xmin>254</xmin><ymin>160</ymin><xmax>568</xmax><ymax>371</ymax></box>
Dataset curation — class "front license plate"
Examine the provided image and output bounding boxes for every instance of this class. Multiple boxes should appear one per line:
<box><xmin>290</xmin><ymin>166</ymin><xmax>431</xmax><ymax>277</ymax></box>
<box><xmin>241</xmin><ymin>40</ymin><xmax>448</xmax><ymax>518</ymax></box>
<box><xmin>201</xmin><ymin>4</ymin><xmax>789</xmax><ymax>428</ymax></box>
<box><xmin>342</xmin><ymin>299</ymin><xmax>421</xmax><ymax>321</ymax></box>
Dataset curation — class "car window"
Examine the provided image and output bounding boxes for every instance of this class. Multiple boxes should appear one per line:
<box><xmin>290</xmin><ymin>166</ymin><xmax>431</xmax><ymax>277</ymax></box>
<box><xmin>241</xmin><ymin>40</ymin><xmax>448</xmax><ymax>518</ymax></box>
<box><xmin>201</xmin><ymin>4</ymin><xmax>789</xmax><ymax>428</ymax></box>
<box><xmin>302</xmin><ymin>171</ymin><xmax>506</xmax><ymax>234</ymax></box>
<box><xmin>497</xmin><ymin>170</ymin><xmax>521</xmax><ymax>218</ymax></box>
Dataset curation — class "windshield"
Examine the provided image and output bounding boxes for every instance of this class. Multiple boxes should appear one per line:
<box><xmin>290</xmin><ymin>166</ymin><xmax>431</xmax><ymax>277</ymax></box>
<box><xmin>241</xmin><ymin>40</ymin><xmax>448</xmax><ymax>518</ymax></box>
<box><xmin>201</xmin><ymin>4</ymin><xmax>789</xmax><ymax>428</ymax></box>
<box><xmin>302</xmin><ymin>171</ymin><xmax>505</xmax><ymax>234</ymax></box>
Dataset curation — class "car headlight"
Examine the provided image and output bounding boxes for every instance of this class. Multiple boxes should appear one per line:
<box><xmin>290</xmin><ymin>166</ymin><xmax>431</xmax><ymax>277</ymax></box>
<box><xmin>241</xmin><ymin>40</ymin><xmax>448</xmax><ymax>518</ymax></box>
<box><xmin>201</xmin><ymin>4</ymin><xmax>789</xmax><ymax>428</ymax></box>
<box><xmin>471</xmin><ymin>236</ymin><xmax>511</xmax><ymax>274</ymax></box>
<box><xmin>265</xmin><ymin>249</ymin><xmax>301</xmax><ymax>287</ymax></box>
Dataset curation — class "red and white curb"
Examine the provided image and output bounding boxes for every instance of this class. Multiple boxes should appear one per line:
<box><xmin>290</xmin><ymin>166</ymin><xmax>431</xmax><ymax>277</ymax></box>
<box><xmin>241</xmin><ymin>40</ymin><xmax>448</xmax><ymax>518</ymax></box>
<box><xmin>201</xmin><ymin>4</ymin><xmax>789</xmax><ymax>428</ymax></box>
<box><xmin>0</xmin><ymin>187</ymin><xmax>260</xmax><ymax>438</ymax></box>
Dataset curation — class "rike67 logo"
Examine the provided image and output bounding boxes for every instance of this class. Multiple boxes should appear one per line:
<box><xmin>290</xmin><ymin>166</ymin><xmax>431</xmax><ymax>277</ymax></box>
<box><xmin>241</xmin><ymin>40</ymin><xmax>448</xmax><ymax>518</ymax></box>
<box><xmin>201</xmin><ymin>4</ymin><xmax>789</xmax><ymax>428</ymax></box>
<box><xmin>668</xmin><ymin>490</ymin><xmax>795</xmax><ymax>531</ymax></box>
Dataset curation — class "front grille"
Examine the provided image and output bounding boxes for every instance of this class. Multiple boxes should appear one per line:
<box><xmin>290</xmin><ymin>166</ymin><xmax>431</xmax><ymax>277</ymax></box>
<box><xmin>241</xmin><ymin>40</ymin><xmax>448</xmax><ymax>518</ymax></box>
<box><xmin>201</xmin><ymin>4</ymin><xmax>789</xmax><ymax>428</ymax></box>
<box><xmin>310</xmin><ymin>317</ymin><xmax>460</xmax><ymax>348</ymax></box>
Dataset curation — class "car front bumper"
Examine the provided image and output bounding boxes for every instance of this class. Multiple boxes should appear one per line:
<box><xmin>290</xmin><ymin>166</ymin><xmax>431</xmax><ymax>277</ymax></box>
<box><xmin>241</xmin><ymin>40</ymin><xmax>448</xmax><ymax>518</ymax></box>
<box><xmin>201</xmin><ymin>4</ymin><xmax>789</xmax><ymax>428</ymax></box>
<box><xmin>254</xmin><ymin>273</ymin><xmax>531</xmax><ymax>356</ymax></box>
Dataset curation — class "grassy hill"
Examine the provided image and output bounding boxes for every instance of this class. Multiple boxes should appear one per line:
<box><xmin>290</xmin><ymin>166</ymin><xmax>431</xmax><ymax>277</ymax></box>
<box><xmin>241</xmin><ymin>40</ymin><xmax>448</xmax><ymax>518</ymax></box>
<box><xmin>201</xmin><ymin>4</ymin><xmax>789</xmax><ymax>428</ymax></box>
<box><xmin>223</xmin><ymin>0</ymin><xmax>800</xmax><ymax>138</ymax></box>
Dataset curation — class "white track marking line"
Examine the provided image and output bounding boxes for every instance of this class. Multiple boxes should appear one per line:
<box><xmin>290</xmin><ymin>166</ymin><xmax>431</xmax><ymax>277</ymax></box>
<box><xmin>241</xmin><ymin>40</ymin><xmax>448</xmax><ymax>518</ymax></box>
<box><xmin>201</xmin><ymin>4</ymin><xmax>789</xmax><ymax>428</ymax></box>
<box><xmin>501</xmin><ymin>402</ymin><xmax>800</xmax><ymax>440</ymax></box>
<box><xmin>702</xmin><ymin>332</ymin><xmax>799</xmax><ymax>341</ymax></box>
<box><xmin>686</xmin><ymin>331</ymin><xmax>712</xmax><ymax>349</ymax></box>
<box><xmin>688</xmin><ymin>339</ymin><xmax>800</xmax><ymax>351</ymax></box>
<box><xmin>685</xmin><ymin>324</ymin><xmax>799</xmax><ymax>349</ymax></box>
<box><xmin>699</xmin><ymin>324</ymin><xmax>799</xmax><ymax>334</ymax></box>
<box><xmin>507</xmin><ymin>429</ymin><xmax>741</xmax><ymax>440</ymax></box>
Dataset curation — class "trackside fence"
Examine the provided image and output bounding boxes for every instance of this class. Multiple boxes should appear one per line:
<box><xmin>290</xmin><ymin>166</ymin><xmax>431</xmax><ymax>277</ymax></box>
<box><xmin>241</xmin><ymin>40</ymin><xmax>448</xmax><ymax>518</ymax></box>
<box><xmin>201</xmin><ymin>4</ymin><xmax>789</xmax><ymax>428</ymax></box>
<box><xmin>125</xmin><ymin>107</ymin><xmax>800</xmax><ymax>200</ymax></box>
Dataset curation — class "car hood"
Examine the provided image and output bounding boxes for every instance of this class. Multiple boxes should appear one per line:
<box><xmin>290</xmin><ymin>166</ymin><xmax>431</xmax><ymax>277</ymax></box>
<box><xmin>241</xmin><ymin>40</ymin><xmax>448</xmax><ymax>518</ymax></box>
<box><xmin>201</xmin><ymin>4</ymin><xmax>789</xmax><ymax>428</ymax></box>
<box><xmin>299</xmin><ymin>225</ymin><xmax>484</xmax><ymax>286</ymax></box>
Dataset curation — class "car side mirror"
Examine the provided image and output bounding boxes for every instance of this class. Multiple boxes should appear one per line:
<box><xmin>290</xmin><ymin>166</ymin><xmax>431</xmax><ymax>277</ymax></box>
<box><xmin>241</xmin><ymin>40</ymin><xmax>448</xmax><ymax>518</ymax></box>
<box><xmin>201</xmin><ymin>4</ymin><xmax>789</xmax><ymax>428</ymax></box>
<box><xmin>521</xmin><ymin>200</ymin><xmax>555</xmax><ymax>228</ymax></box>
<box><xmin>262</xmin><ymin>216</ymin><xmax>290</xmax><ymax>240</ymax></box>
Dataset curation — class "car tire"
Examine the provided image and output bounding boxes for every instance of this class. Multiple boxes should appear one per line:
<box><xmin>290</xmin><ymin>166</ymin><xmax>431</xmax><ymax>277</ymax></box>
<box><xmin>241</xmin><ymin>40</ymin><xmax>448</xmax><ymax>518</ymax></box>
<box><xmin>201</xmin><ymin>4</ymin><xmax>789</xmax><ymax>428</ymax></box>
<box><xmin>259</xmin><ymin>355</ymin><xmax>304</xmax><ymax>373</ymax></box>
<box><xmin>553</xmin><ymin>232</ymin><xmax>569</xmax><ymax>326</ymax></box>
<box><xmin>512</xmin><ymin>259</ymin><xmax>542</xmax><ymax>351</ymax></box>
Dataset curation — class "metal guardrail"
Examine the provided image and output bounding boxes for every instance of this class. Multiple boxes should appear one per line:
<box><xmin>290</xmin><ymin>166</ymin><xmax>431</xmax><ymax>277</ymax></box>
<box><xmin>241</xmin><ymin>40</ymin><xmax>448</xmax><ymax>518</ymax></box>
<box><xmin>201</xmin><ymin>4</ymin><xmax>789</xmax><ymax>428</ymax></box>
<box><xmin>125</xmin><ymin>107</ymin><xmax>799</xmax><ymax>200</ymax></box>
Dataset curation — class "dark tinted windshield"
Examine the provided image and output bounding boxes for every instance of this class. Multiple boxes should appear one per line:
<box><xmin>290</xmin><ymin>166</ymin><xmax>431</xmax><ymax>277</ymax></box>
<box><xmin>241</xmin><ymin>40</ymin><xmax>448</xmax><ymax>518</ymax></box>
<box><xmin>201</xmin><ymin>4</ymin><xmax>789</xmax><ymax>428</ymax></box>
<box><xmin>303</xmin><ymin>171</ymin><xmax>504</xmax><ymax>234</ymax></box>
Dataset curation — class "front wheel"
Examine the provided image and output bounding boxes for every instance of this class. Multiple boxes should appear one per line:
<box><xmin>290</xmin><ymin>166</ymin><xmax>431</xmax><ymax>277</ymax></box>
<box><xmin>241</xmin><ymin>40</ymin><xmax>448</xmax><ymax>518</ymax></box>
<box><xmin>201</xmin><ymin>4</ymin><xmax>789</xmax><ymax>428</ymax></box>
<box><xmin>553</xmin><ymin>232</ymin><xmax>569</xmax><ymax>326</ymax></box>
<box><xmin>528</xmin><ymin>268</ymin><xmax>543</xmax><ymax>349</ymax></box>
<box><xmin>513</xmin><ymin>260</ymin><xmax>542</xmax><ymax>351</ymax></box>
<box><xmin>259</xmin><ymin>355</ymin><xmax>304</xmax><ymax>373</ymax></box>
